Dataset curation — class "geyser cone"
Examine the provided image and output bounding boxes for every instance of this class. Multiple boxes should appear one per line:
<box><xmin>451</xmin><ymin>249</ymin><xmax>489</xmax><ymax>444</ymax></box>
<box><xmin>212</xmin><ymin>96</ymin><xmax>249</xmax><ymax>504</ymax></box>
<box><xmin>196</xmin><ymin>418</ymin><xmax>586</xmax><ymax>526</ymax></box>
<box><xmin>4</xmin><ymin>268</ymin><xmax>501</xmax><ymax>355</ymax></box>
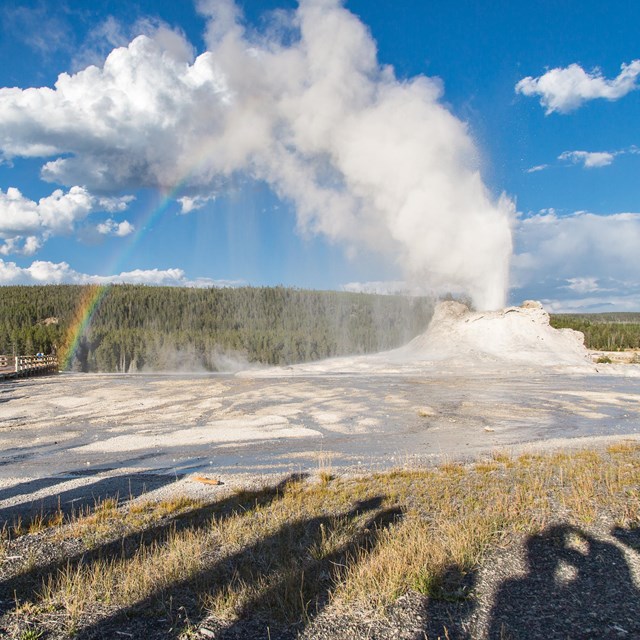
<box><xmin>401</xmin><ymin>300</ymin><xmax>591</xmax><ymax>366</ymax></box>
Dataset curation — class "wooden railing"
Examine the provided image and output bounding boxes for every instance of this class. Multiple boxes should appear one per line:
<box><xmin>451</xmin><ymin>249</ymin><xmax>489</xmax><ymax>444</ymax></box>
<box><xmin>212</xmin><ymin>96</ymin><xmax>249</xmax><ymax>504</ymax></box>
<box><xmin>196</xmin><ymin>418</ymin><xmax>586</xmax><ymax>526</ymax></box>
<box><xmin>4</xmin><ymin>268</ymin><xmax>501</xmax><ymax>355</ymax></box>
<box><xmin>0</xmin><ymin>354</ymin><xmax>58</xmax><ymax>378</ymax></box>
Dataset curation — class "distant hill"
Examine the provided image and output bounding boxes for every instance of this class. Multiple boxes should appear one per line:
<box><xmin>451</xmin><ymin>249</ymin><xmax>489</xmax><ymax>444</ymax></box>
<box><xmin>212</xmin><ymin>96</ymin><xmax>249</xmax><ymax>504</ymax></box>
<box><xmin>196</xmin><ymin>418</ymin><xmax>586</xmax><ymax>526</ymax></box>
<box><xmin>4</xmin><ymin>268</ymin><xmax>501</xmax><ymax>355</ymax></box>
<box><xmin>0</xmin><ymin>285</ymin><xmax>434</xmax><ymax>372</ymax></box>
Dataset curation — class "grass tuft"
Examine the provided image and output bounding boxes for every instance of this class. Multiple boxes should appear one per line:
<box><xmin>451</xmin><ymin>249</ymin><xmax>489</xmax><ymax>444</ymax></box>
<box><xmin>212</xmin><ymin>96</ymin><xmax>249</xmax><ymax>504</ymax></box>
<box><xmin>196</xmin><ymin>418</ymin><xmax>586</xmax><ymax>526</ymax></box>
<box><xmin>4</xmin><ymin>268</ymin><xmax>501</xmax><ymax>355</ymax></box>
<box><xmin>318</xmin><ymin>470</ymin><xmax>334</xmax><ymax>486</ymax></box>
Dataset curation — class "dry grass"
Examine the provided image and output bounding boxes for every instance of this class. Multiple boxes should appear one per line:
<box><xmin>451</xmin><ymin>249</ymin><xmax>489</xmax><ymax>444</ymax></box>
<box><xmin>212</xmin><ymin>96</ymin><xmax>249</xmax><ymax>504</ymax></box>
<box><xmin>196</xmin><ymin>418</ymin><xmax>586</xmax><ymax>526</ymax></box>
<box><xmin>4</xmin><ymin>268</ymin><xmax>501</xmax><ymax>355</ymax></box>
<box><xmin>6</xmin><ymin>506</ymin><xmax>66</xmax><ymax>540</ymax></box>
<box><xmin>2</xmin><ymin>443</ymin><xmax>639</xmax><ymax>637</ymax></box>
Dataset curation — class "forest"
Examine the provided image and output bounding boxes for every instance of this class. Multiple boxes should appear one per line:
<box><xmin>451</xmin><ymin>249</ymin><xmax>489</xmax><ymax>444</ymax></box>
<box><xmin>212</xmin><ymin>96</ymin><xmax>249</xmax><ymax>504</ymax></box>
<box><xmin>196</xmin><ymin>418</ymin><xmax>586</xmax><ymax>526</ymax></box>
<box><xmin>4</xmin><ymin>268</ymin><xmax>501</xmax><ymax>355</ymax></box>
<box><xmin>550</xmin><ymin>313</ymin><xmax>640</xmax><ymax>351</ymax></box>
<box><xmin>2</xmin><ymin>285</ymin><xmax>638</xmax><ymax>372</ymax></box>
<box><xmin>0</xmin><ymin>285</ymin><xmax>434</xmax><ymax>372</ymax></box>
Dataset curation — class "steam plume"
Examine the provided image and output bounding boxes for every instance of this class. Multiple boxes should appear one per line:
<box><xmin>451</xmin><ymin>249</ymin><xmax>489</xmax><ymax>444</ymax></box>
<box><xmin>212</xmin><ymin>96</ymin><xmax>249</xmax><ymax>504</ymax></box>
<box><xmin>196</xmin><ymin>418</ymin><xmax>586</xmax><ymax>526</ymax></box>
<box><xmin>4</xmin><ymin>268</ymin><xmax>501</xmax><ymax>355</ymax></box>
<box><xmin>0</xmin><ymin>0</ymin><xmax>514</xmax><ymax>309</ymax></box>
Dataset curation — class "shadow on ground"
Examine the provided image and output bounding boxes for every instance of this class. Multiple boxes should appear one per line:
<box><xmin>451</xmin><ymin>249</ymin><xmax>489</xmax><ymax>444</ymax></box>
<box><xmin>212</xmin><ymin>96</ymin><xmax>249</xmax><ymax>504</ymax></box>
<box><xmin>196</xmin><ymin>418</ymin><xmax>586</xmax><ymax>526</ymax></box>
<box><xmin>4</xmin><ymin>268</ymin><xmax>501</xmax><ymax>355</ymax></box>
<box><xmin>4</xmin><ymin>479</ymin><xmax>638</xmax><ymax>640</ymax></box>
<box><xmin>75</xmin><ymin>493</ymin><xmax>403</xmax><ymax>639</ymax></box>
<box><xmin>413</xmin><ymin>523</ymin><xmax>640</xmax><ymax>640</ymax></box>
<box><xmin>0</xmin><ymin>470</ymin><xmax>179</xmax><ymax>526</ymax></box>
<box><xmin>0</xmin><ymin>474</ymin><xmax>310</xmax><ymax>625</ymax></box>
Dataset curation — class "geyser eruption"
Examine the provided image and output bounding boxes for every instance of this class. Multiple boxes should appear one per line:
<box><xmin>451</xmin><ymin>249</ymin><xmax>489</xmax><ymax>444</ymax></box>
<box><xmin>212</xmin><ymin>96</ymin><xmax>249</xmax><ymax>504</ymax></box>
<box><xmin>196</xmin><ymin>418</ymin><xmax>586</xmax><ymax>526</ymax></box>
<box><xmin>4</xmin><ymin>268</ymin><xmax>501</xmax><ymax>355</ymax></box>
<box><xmin>0</xmin><ymin>0</ymin><xmax>513</xmax><ymax>308</ymax></box>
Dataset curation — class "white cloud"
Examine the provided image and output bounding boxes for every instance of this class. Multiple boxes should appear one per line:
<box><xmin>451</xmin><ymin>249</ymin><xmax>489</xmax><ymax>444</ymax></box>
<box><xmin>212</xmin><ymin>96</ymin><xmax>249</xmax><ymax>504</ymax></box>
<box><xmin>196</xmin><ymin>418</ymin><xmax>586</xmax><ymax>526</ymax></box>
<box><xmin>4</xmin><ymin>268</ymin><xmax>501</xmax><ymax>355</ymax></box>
<box><xmin>558</xmin><ymin>150</ymin><xmax>615</xmax><ymax>168</ymax></box>
<box><xmin>177</xmin><ymin>194</ymin><xmax>216</xmax><ymax>214</ymax></box>
<box><xmin>71</xmin><ymin>16</ymin><xmax>194</xmax><ymax>72</ymax></box>
<box><xmin>23</xmin><ymin>235</ymin><xmax>43</xmax><ymax>255</ymax></box>
<box><xmin>0</xmin><ymin>0</ymin><xmax>513</xmax><ymax>310</ymax></box>
<box><xmin>96</xmin><ymin>218</ymin><xmax>135</xmax><ymax>236</ymax></box>
<box><xmin>563</xmin><ymin>277</ymin><xmax>603</xmax><ymax>294</ymax></box>
<box><xmin>516</xmin><ymin>60</ymin><xmax>640</xmax><ymax>114</ymax></box>
<box><xmin>0</xmin><ymin>236</ymin><xmax>42</xmax><ymax>256</ymax></box>
<box><xmin>541</xmin><ymin>292</ymin><xmax>640</xmax><ymax>313</ymax></box>
<box><xmin>527</xmin><ymin>146</ymin><xmax>638</xmax><ymax>172</ymax></box>
<box><xmin>511</xmin><ymin>210</ymin><xmax>640</xmax><ymax>309</ymax></box>
<box><xmin>557</xmin><ymin>146</ymin><xmax>640</xmax><ymax>169</ymax></box>
<box><xmin>0</xmin><ymin>186</ymin><xmax>133</xmax><ymax>254</ymax></box>
<box><xmin>525</xmin><ymin>164</ymin><xmax>548</xmax><ymax>173</ymax></box>
<box><xmin>0</xmin><ymin>258</ymin><xmax>244</xmax><ymax>287</ymax></box>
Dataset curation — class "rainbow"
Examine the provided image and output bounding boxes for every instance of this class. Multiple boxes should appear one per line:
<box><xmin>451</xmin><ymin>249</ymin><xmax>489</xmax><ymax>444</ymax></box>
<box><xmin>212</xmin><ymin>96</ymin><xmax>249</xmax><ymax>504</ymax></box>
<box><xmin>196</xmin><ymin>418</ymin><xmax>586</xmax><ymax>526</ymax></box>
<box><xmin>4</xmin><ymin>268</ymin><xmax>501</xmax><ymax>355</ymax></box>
<box><xmin>60</xmin><ymin>194</ymin><xmax>172</xmax><ymax>369</ymax></box>
<box><xmin>60</xmin><ymin>141</ymin><xmax>225</xmax><ymax>369</ymax></box>
<box><xmin>60</xmin><ymin>284</ymin><xmax>110</xmax><ymax>369</ymax></box>
<box><xmin>60</xmin><ymin>187</ymin><xmax>180</xmax><ymax>369</ymax></box>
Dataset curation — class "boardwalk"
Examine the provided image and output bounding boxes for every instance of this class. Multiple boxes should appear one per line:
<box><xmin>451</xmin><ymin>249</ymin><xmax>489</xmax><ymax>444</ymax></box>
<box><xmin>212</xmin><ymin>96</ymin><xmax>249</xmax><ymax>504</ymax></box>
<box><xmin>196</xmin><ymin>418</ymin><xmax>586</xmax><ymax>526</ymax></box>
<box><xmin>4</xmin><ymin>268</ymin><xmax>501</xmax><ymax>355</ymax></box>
<box><xmin>0</xmin><ymin>354</ymin><xmax>58</xmax><ymax>380</ymax></box>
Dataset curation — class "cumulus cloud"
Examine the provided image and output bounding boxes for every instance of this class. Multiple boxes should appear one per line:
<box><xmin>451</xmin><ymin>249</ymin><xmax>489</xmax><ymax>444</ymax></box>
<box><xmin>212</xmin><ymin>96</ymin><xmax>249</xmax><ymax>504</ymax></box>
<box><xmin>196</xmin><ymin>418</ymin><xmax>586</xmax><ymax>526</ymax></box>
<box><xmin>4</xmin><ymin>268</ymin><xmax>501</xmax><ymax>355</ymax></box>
<box><xmin>516</xmin><ymin>60</ymin><xmax>640</xmax><ymax>114</ymax></box>
<box><xmin>96</xmin><ymin>218</ymin><xmax>135</xmax><ymax>236</ymax></box>
<box><xmin>511</xmin><ymin>210</ymin><xmax>640</xmax><ymax>310</ymax></box>
<box><xmin>71</xmin><ymin>16</ymin><xmax>194</xmax><ymax>72</ymax></box>
<box><xmin>528</xmin><ymin>146</ymin><xmax>638</xmax><ymax>172</ymax></box>
<box><xmin>541</xmin><ymin>292</ymin><xmax>640</xmax><ymax>313</ymax></box>
<box><xmin>0</xmin><ymin>258</ymin><xmax>244</xmax><ymax>287</ymax></box>
<box><xmin>557</xmin><ymin>146</ymin><xmax>640</xmax><ymax>169</ymax></box>
<box><xmin>564</xmin><ymin>277</ymin><xmax>603</xmax><ymax>294</ymax></box>
<box><xmin>558</xmin><ymin>150</ymin><xmax>615</xmax><ymax>168</ymax></box>
<box><xmin>0</xmin><ymin>0</ymin><xmax>513</xmax><ymax>310</ymax></box>
<box><xmin>0</xmin><ymin>186</ymin><xmax>133</xmax><ymax>254</ymax></box>
<box><xmin>0</xmin><ymin>236</ymin><xmax>42</xmax><ymax>256</ymax></box>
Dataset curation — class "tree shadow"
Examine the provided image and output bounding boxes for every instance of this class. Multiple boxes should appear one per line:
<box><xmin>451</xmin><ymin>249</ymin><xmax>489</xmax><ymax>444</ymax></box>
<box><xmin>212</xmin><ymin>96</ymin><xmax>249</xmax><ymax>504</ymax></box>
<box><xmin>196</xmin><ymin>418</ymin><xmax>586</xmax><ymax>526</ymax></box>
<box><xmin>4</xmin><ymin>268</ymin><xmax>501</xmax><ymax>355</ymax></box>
<box><xmin>215</xmin><ymin>498</ymin><xmax>404</xmax><ymax>639</ymax></box>
<box><xmin>0</xmin><ymin>471</ymin><xmax>179</xmax><ymax>526</ymax></box>
<box><xmin>611</xmin><ymin>524</ymin><xmax>640</xmax><ymax>551</ymax></box>
<box><xmin>0</xmin><ymin>394</ymin><xmax>25</xmax><ymax>403</ymax></box>
<box><xmin>0</xmin><ymin>467</ymin><xmax>118</xmax><ymax>504</ymax></box>
<box><xmin>0</xmin><ymin>473</ymin><xmax>308</xmax><ymax>620</ymax></box>
<box><xmin>75</xmin><ymin>496</ymin><xmax>403</xmax><ymax>639</ymax></box>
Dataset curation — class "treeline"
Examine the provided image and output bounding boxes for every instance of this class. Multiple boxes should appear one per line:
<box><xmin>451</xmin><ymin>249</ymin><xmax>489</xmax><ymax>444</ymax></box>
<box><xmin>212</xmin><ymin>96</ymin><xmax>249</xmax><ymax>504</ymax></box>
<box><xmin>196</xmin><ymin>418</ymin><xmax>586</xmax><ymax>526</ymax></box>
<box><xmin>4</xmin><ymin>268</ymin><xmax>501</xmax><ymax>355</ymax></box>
<box><xmin>0</xmin><ymin>285</ymin><xmax>434</xmax><ymax>372</ymax></box>
<box><xmin>550</xmin><ymin>313</ymin><xmax>640</xmax><ymax>351</ymax></box>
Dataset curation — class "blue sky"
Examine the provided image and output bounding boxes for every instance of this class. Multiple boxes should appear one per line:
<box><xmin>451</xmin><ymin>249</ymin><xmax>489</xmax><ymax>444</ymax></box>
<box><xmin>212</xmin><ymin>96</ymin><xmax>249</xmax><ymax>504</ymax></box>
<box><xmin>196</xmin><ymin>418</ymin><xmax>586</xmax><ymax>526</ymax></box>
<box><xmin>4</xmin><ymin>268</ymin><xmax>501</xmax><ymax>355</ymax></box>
<box><xmin>0</xmin><ymin>0</ymin><xmax>639</xmax><ymax>311</ymax></box>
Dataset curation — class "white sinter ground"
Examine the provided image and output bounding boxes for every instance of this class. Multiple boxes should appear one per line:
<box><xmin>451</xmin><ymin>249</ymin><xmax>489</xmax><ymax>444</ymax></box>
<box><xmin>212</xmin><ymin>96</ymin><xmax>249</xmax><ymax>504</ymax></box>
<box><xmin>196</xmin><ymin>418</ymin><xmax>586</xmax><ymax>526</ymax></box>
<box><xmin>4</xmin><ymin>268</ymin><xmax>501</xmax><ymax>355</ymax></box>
<box><xmin>1</xmin><ymin>299</ymin><xmax>639</xmax><ymax>517</ymax></box>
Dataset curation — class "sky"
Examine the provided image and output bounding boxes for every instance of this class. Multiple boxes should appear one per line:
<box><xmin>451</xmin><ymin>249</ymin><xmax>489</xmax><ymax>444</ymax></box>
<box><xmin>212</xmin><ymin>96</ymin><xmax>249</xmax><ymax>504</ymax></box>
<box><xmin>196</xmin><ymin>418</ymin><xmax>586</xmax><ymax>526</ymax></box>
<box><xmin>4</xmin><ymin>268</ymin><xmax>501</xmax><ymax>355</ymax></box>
<box><xmin>0</xmin><ymin>0</ymin><xmax>639</xmax><ymax>312</ymax></box>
